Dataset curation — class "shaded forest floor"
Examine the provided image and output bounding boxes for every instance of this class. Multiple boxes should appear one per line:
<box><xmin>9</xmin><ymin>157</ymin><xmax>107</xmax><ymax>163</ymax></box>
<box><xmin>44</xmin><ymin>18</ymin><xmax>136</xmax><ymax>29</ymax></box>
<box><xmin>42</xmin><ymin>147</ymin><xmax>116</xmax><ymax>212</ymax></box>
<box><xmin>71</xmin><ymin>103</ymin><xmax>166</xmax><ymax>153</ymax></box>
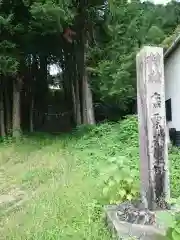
<box><xmin>0</xmin><ymin>116</ymin><xmax>180</xmax><ymax>239</ymax></box>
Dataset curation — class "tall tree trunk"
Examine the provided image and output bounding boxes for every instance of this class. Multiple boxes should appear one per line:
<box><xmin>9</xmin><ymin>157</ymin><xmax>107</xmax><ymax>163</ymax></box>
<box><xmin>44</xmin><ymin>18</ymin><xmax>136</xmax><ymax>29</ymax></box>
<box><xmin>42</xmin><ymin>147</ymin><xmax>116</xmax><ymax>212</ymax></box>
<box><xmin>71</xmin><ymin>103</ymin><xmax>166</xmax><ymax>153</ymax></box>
<box><xmin>12</xmin><ymin>78</ymin><xmax>21</xmax><ymax>138</ymax></box>
<box><xmin>4</xmin><ymin>82</ymin><xmax>12</xmax><ymax>134</ymax></box>
<box><xmin>79</xmin><ymin>35</ymin><xmax>95</xmax><ymax>124</ymax></box>
<box><xmin>82</xmin><ymin>74</ymin><xmax>95</xmax><ymax>124</ymax></box>
<box><xmin>29</xmin><ymin>95</ymin><xmax>34</xmax><ymax>132</ymax></box>
<box><xmin>75</xmin><ymin>78</ymin><xmax>82</xmax><ymax>125</ymax></box>
<box><xmin>31</xmin><ymin>55</ymin><xmax>38</xmax><ymax>131</ymax></box>
<box><xmin>72</xmin><ymin>82</ymin><xmax>80</xmax><ymax>125</ymax></box>
<box><xmin>71</xmin><ymin>0</ymin><xmax>96</xmax><ymax>125</ymax></box>
<box><xmin>0</xmin><ymin>86</ymin><xmax>5</xmax><ymax>137</ymax></box>
<box><xmin>72</xmin><ymin>82</ymin><xmax>76</xmax><ymax>121</ymax></box>
<box><xmin>82</xmin><ymin>76</ymin><xmax>87</xmax><ymax>124</ymax></box>
<box><xmin>71</xmin><ymin>76</ymin><xmax>82</xmax><ymax>125</ymax></box>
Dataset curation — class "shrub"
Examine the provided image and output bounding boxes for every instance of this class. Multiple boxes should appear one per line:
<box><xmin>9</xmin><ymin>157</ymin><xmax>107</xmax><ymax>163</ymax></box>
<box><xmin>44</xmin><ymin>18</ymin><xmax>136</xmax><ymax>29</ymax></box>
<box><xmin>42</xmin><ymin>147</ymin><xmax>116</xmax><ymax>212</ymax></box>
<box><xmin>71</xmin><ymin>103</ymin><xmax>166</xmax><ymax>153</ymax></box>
<box><xmin>157</xmin><ymin>197</ymin><xmax>180</xmax><ymax>240</ymax></box>
<box><xmin>101</xmin><ymin>155</ymin><xmax>139</xmax><ymax>204</ymax></box>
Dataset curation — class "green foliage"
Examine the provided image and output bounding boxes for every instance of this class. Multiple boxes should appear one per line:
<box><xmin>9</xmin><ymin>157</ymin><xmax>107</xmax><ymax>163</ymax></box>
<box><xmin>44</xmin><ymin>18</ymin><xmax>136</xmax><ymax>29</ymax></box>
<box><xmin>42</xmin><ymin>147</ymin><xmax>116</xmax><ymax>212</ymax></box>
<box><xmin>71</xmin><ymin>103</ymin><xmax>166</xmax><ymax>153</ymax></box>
<box><xmin>0</xmin><ymin>54</ymin><xmax>18</xmax><ymax>75</ymax></box>
<box><xmin>101</xmin><ymin>156</ymin><xmax>139</xmax><ymax>204</ymax></box>
<box><xmin>157</xmin><ymin>197</ymin><xmax>180</xmax><ymax>240</ymax></box>
<box><xmin>0</xmin><ymin>115</ymin><xmax>140</xmax><ymax>239</ymax></box>
<box><xmin>67</xmin><ymin>116</ymin><xmax>140</xmax><ymax>207</ymax></box>
<box><xmin>89</xmin><ymin>0</ymin><xmax>180</xmax><ymax>113</ymax></box>
<box><xmin>146</xmin><ymin>25</ymin><xmax>165</xmax><ymax>44</ymax></box>
<box><xmin>161</xmin><ymin>25</ymin><xmax>180</xmax><ymax>50</ymax></box>
<box><xmin>64</xmin><ymin>115</ymin><xmax>180</xmax><ymax>239</ymax></box>
<box><xmin>0</xmin><ymin>13</ymin><xmax>19</xmax><ymax>75</ymax></box>
<box><xmin>0</xmin><ymin>135</ymin><xmax>111</xmax><ymax>239</ymax></box>
<box><xmin>67</xmin><ymin>115</ymin><xmax>180</xmax><ymax>204</ymax></box>
<box><xmin>2</xmin><ymin>115</ymin><xmax>180</xmax><ymax>239</ymax></box>
<box><xmin>0</xmin><ymin>0</ymin><xmax>74</xmax><ymax>77</ymax></box>
<box><xmin>1</xmin><ymin>0</ymin><xmax>180</xmax><ymax>120</ymax></box>
<box><xmin>118</xmin><ymin>115</ymin><xmax>138</xmax><ymax>145</ymax></box>
<box><xmin>169</xmin><ymin>147</ymin><xmax>180</xmax><ymax>198</ymax></box>
<box><xmin>71</xmin><ymin>116</ymin><xmax>140</xmax><ymax>206</ymax></box>
<box><xmin>30</xmin><ymin>1</ymin><xmax>73</xmax><ymax>35</ymax></box>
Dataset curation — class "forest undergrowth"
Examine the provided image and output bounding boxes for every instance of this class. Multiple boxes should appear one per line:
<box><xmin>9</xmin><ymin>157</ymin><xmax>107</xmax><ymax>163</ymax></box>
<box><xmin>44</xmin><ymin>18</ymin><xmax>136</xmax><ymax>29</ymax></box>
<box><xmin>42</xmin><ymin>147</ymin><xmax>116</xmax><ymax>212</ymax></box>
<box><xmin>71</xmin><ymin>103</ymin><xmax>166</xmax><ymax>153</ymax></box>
<box><xmin>0</xmin><ymin>115</ymin><xmax>179</xmax><ymax>239</ymax></box>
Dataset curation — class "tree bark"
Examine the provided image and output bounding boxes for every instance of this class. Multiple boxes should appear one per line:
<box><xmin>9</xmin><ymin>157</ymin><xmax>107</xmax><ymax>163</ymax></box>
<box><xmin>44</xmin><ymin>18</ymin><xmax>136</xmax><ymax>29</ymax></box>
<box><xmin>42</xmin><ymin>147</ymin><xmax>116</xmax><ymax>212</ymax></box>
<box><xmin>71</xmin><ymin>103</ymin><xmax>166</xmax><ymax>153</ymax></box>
<box><xmin>4</xmin><ymin>83</ymin><xmax>12</xmax><ymax>135</ymax></box>
<box><xmin>80</xmin><ymin>34</ymin><xmax>95</xmax><ymax>124</ymax></box>
<box><xmin>82</xmin><ymin>76</ymin><xmax>87</xmax><ymax>124</ymax></box>
<box><xmin>12</xmin><ymin>78</ymin><xmax>21</xmax><ymax>138</ymax></box>
<box><xmin>31</xmin><ymin>55</ymin><xmax>38</xmax><ymax>131</ymax></box>
<box><xmin>75</xmin><ymin>78</ymin><xmax>82</xmax><ymax>125</ymax></box>
<box><xmin>82</xmin><ymin>74</ymin><xmax>95</xmax><ymax>124</ymax></box>
<box><xmin>29</xmin><ymin>95</ymin><xmax>34</xmax><ymax>132</ymax></box>
<box><xmin>83</xmin><ymin>75</ymin><xmax>95</xmax><ymax>124</ymax></box>
<box><xmin>0</xmin><ymin>87</ymin><xmax>5</xmax><ymax>137</ymax></box>
<box><xmin>72</xmin><ymin>82</ymin><xmax>76</xmax><ymax>121</ymax></box>
<box><xmin>71</xmin><ymin>77</ymin><xmax>82</xmax><ymax>125</ymax></box>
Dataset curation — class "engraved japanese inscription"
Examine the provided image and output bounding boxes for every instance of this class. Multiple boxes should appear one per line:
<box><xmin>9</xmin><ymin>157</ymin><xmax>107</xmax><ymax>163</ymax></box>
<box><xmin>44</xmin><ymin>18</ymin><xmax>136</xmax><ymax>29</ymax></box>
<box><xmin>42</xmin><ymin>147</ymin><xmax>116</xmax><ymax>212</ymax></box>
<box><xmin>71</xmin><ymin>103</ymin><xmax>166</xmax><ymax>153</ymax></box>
<box><xmin>136</xmin><ymin>46</ymin><xmax>170</xmax><ymax>210</ymax></box>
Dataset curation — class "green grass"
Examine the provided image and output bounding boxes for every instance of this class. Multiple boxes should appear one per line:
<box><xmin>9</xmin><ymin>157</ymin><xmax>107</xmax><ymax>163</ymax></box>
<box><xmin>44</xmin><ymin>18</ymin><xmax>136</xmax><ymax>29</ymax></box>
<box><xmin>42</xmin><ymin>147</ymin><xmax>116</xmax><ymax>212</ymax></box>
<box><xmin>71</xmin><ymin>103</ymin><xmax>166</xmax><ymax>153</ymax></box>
<box><xmin>0</xmin><ymin>136</ymin><xmax>111</xmax><ymax>239</ymax></box>
<box><xmin>0</xmin><ymin>115</ymin><xmax>180</xmax><ymax>239</ymax></box>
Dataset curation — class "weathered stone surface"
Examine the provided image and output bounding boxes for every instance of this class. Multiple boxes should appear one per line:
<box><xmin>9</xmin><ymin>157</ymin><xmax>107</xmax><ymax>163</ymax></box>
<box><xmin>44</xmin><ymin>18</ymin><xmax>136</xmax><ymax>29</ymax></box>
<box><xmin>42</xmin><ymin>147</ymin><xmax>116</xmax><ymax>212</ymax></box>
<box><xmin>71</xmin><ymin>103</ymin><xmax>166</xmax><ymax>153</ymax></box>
<box><xmin>105</xmin><ymin>205</ymin><xmax>166</xmax><ymax>240</ymax></box>
<box><xmin>104</xmin><ymin>46</ymin><xmax>172</xmax><ymax>240</ymax></box>
<box><xmin>116</xmin><ymin>201</ymin><xmax>156</xmax><ymax>225</ymax></box>
<box><xmin>136</xmin><ymin>46</ymin><xmax>170</xmax><ymax>210</ymax></box>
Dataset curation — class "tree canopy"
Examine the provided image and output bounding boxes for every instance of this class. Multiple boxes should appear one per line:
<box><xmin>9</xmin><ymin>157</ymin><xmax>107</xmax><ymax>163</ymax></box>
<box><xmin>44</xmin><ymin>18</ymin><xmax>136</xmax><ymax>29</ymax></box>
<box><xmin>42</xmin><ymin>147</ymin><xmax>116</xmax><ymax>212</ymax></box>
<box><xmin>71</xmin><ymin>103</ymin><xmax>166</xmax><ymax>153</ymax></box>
<box><xmin>0</xmin><ymin>0</ymin><xmax>180</xmax><ymax>137</ymax></box>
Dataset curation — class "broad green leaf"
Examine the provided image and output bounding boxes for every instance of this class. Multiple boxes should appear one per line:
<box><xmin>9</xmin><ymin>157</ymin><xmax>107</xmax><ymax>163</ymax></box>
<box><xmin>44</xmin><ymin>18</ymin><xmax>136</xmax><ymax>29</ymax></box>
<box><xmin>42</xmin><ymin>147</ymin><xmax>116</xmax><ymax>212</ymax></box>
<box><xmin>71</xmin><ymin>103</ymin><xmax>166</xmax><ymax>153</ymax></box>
<box><xmin>102</xmin><ymin>187</ymin><xmax>109</xmax><ymax>196</ymax></box>
<box><xmin>131</xmin><ymin>189</ymin><xmax>138</xmax><ymax>196</ymax></box>
<box><xmin>175</xmin><ymin>197</ymin><xmax>180</xmax><ymax>206</ymax></box>
<box><xmin>126</xmin><ymin>194</ymin><xmax>133</xmax><ymax>201</ymax></box>
<box><xmin>157</xmin><ymin>211</ymin><xmax>176</xmax><ymax>228</ymax></box>
<box><xmin>108</xmin><ymin>180</ymin><xmax>116</xmax><ymax>187</ymax></box>
<box><xmin>166</xmin><ymin>227</ymin><xmax>174</xmax><ymax>239</ymax></box>
<box><xmin>172</xmin><ymin>229</ymin><xmax>180</xmax><ymax>240</ymax></box>
<box><xmin>118</xmin><ymin>189</ymin><xmax>126</xmax><ymax>198</ymax></box>
<box><xmin>110</xmin><ymin>199</ymin><xmax>116</xmax><ymax>204</ymax></box>
<box><xmin>175</xmin><ymin>223</ymin><xmax>180</xmax><ymax>234</ymax></box>
<box><xmin>167</xmin><ymin>198</ymin><xmax>177</xmax><ymax>205</ymax></box>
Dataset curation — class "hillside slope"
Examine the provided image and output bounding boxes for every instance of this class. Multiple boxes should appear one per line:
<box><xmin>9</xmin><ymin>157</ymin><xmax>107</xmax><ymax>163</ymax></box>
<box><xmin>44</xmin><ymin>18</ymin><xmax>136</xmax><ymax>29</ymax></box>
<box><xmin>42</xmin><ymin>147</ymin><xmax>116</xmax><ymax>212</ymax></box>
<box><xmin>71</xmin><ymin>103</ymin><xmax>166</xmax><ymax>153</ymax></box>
<box><xmin>0</xmin><ymin>116</ymin><xmax>179</xmax><ymax>239</ymax></box>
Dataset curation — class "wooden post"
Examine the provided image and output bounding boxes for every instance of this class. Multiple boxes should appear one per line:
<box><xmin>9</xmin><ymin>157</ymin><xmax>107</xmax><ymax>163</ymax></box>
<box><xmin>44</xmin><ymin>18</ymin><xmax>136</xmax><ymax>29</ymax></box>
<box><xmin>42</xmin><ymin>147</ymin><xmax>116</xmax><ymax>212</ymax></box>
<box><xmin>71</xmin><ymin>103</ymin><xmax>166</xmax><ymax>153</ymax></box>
<box><xmin>136</xmin><ymin>46</ymin><xmax>170</xmax><ymax>210</ymax></box>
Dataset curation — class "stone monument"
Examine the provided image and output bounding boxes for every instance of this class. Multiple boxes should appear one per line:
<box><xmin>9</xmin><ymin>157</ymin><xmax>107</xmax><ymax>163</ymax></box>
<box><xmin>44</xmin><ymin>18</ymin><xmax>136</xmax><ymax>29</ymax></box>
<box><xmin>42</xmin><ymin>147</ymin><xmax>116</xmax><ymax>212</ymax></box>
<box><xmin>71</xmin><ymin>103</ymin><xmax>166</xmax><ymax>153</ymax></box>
<box><xmin>136</xmin><ymin>46</ymin><xmax>170</xmax><ymax>210</ymax></box>
<box><xmin>105</xmin><ymin>46</ymin><xmax>171</xmax><ymax>239</ymax></box>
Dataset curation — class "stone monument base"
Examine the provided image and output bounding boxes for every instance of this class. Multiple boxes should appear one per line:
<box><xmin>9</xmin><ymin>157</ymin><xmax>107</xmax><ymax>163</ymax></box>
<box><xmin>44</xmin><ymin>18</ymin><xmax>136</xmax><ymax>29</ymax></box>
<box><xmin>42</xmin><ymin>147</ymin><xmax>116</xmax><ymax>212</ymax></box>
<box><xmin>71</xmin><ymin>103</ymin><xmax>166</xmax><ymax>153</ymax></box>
<box><xmin>105</xmin><ymin>203</ymin><xmax>168</xmax><ymax>240</ymax></box>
